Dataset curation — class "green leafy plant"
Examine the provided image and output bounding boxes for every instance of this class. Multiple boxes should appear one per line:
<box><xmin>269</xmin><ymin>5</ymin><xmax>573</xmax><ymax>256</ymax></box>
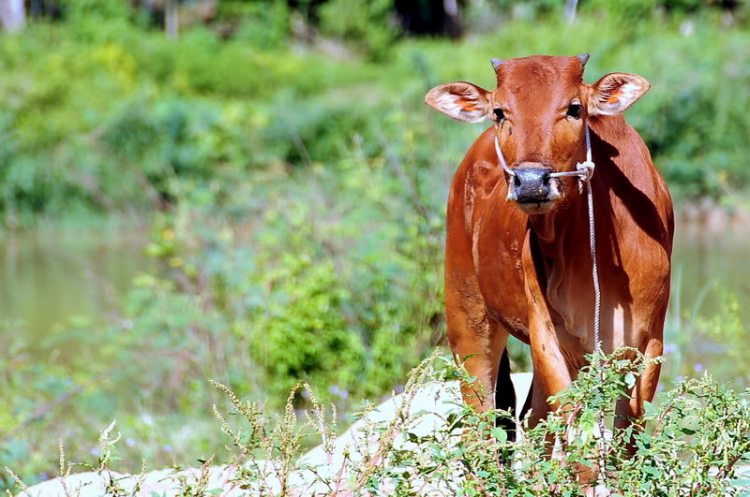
<box><xmin>5</xmin><ymin>349</ymin><xmax>749</xmax><ymax>496</ymax></box>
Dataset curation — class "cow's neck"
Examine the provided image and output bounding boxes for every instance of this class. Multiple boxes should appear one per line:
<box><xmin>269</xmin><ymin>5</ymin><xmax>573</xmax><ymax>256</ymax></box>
<box><xmin>527</xmin><ymin>191</ymin><xmax>588</xmax><ymax>251</ymax></box>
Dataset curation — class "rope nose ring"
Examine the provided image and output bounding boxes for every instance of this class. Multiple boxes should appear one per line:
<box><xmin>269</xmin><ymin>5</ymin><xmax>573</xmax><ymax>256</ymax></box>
<box><xmin>494</xmin><ymin>123</ymin><xmax>594</xmax><ymax>184</ymax></box>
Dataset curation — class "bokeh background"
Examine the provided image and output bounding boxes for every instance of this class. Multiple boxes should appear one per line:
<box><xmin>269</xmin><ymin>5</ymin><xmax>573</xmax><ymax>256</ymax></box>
<box><xmin>1</xmin><ymin>0</ymin><xmax>749</xmax><ymax>487</ymax></box>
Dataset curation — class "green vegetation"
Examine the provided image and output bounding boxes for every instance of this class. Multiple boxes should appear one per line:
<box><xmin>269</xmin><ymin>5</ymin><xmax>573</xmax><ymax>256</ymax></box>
<box><xmin>1</xmin><ymin>0</ymin><xmax>750</xmax><ymax>491</ymax></box>
<box><xmin>1</xmin><ymin>0</ymin><xmax>749</xmax><ymax>225</ymax></box>
<box><xmin>5</xmin><ymin>350</ymin><xmax>750</xmax><ymax>495</ymax></box>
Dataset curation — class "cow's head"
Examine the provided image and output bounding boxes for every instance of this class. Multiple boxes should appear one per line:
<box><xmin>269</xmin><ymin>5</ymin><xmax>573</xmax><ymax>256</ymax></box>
<box><xmin>425</xmin><ymin>55</ymin><xmax>649</xmax><ymax>215</ymax></box>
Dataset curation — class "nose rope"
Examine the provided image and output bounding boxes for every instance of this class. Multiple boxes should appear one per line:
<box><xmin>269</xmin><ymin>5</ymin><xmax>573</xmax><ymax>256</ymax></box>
<box><xmin>495</xmin><ymin>122</ymin><xmax>607</xmax><ymax>486</ymax></box>
<box><xmin>494</xmin><ymin>128</ymin><xmax>516</xmax><ymax>178</ymax></box>
<box><xmin>493</xmin><ymin>123</ymin><xmax>594</xmax><ymax>181</ymax></box>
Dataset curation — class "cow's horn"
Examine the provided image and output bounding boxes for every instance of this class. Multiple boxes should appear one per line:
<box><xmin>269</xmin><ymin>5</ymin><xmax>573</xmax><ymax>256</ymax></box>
<box><xmin>577</xmin><ymin>53</ymin><xmax>590</xmax><ymax>67</ymax></box>
<box><xmin>490</xmin><ymin>58</ymin><xmax>504</xmax><ymax>71</ymax></box>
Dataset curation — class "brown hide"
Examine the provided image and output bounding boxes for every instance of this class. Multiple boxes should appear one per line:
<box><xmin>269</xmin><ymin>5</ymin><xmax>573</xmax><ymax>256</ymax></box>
<box><xmin>438</xmin><ymin>56</ymin><xmax>674</xmax><ymax>432</ymax></box>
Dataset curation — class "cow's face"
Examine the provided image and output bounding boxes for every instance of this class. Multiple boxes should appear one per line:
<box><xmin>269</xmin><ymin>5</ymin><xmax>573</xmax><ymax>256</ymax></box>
<box><xmin>425</xmin><ymin>55</ymin><xmax>649</xmax><ymax>215</ymax></box>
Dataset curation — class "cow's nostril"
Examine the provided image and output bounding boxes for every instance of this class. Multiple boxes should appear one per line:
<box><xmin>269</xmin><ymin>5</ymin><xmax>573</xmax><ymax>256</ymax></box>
<box><xmin>513</xmin><ymin>175</ymin><xmax>522</xmax><ymax>187</ymax></box>
<box><xmin>542</xmin><ymin>172</ymin><xmax>551</xmax><ymax>185</ymax></box>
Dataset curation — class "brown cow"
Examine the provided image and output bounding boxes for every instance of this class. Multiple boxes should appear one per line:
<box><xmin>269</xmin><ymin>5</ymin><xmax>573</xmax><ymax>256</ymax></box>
<box><xmin>425</xmin><ymin>54</ymin><xmax>673</xmax><ymax>439</ymax></box>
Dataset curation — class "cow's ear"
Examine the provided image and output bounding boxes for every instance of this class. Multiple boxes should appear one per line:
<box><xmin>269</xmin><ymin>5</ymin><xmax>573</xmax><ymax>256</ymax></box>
<box><xmin>425</xmin><ymin>82</ymin><xmax>493</xmax><ymax>123</ymax></box>
<box><xmin>588</xmin><ymin>73</ymin><xmax>650</xmax><ymax>116</ymax></box>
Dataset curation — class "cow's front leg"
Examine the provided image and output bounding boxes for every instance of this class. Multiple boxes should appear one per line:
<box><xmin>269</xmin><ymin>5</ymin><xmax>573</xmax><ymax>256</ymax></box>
<box><xmin>446</xmin><ymin>307</ymin><xmax>509</xmax><ymax>413</ymax></box>
<box><xmin>522</xmin><ymin>244</ymin><xmax>573</xmax><ymax>428</ymax></box>
<box><xmin>526</xmin><ymin>301</ymin><xmax>573</xmax><ymax>428</ymax></box>
<box><xmin>525</xmin><ymin>270</ymin><xmax>603</xmax><ymax>487</ymax></box>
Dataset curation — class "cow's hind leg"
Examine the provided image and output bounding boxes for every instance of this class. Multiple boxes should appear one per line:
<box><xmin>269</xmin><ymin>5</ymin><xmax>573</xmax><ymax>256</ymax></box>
<box><xmin>518</xmin><ymin>376</ymin><xmax>534</xmax><ymax>423</ymax></box>
<box><xmin>495</xmin><ymin>348</ymin><xmax>518</xmax><ymax>440</ymax></box>
<box><xmin>615</xmin><ymin>337</ymin><xmax>663</xmax><ymax>449</ymax></box>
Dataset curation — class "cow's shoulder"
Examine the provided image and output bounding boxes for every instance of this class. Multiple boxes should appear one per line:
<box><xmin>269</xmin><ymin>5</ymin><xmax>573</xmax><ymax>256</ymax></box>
<box><xmin>447</xmin><ymin>127</ymin><xmax>506</xmax><ymax>238</ymax></box>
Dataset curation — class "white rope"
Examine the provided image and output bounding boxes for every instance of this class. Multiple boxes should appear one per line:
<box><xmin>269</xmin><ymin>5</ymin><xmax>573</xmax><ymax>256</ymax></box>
<box><xmin>581</xmin><ymin>125</ymin><xmax>607</xmax><ymax>486</ymax></box>
<box><xmin>494</xmin><ymin>129</ymin><xmax>516</xmax><ymax>178</ymax></box>
<box><xmin>495</xmin><ymin>121</ymin><xmax>607</xmax><ymax>485</ymax></box>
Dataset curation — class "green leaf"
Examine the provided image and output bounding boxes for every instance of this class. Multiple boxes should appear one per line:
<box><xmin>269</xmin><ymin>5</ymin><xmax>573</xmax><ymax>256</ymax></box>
<box><xmin>492</xmin><ymin>427</ymin><xmax>508</xmax><ymax>443</ymax></box>
<box><xmin>625</xmin><ymin>372</ymin><xmax>637</xmax><ymax>389</ymax></box>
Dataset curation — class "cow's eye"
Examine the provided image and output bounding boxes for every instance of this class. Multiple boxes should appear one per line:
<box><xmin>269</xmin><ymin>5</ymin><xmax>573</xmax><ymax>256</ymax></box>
<box><xmin>493</xmin><ymin>108</ymin><xmax>505</xmax><ymax>121</ymax></box>
<box><xmin>567</xmin><ymin>103</ymin><xmax>583</xmax><ymax>119</ymax></box>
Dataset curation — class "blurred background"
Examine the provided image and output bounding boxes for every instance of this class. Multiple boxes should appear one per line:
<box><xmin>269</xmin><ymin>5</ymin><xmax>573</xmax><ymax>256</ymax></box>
<box><xmin>0</xmin><ymin>0</ymin><xmax>749</xmax><ymax>487</ymax></box>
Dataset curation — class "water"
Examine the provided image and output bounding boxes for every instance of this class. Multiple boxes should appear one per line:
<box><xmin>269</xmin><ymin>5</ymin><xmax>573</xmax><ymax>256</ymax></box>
<box><xmin>665</xmin><ymin>223</ymin><xmax>750</xmax><ymax>388</ymax></box>
<box><xmin>672</xmin><ymin>225</ymin><xmax>750</xmax><ymax>315</ymax></box>
<box><xmin>1</xmin><ymin>220</ymin><xmax>748</xmax><ymax>384</ymax></box>
<box><xmin>0</xmin><ymin>227</ymin><xmax>149</xmax><ymax>335</ymax></box>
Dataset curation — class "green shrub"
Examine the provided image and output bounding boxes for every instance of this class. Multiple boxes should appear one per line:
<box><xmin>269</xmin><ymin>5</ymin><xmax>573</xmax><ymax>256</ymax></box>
<box><xmin>228</xmin><ymin>0</ymin><xmax>291</xmax><ymax>50</ymax></box>
<box><xmin>203</xmin><ymin>349</ymin><xmax>750</xmax><ymax>495</ymax></box>
<box><xmin>5</xmin><ymin>350</ymin><xmax>749</xmax><ymax>495</ymax></box>
<box><xmin>2</xmin><ymin>13</ymin><xmax>749</xmax><ymax>223</ymax></box>
<box><xmin>318</xmin><ymin>0</ymin><xmax>400</xmax><ymax>61</ymax></box>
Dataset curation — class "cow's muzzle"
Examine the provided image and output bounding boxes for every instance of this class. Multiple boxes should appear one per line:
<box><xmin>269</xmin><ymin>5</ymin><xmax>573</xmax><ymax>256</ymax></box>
<box><xmin>506</xmin><ymin>164</ymin><xmax>564</xmax><ymax>214</ymax></box>
<box><xmin>510</xmin><ymin>167</ymin><xmax>552</xmax><ymax>203</ymax></box>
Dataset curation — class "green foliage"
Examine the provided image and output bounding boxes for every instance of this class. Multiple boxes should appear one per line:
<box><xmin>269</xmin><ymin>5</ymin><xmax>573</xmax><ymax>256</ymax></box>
<box><xmin>215</xmin><ymin>349</ymin><xmax>750</xmax><ymax>495</ymax></box>
<box><xmin>5</xmin><ymin>350</ymin><xmax>749</xmax><ymax>495</ymax></box>
<box><xmin>247</xmin><ymin>247</ymin><xmax>366</xmax><ymax>402</ymax></box>
<box><xmin>0</xmin><ymin>98</ymin><xmax>452</xmax><ymax>486</ymax></box>
<box><xmin>483</xmin><ymin>0</ymin><xmax>563</xmax><ymax>19</ymax></box>
<box><xmin>125</xmin><ymin>112</ymin><xmax>448</xmax><ymax>407</ymax></box>
<box><xmin>580</xmin><ymin>0</ymin><xmax>732</xmax><ymax>20</ymax></box>
<box><xmin>225</xmin><ymin>0</ymin><xmax>291</xmax><ymax>49</ymax></box>
<box><xmin>479</xmin><ymin>0</ymin><xmax>739</xmax><ymax>22</ymax></box>
<box><xmin>65</xmin><ymin>0</ymin><xmax>132</xmax><ymax>22</ymax></box>
<box><xmin>318</xmin><ymin>0</ymin><xmax>400</xmax><ymax>60</ymax></box>
<box><xmin>1</xmin><ymin>11</ymin><xmax>750</xmax><ymax>224</ymax></box>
